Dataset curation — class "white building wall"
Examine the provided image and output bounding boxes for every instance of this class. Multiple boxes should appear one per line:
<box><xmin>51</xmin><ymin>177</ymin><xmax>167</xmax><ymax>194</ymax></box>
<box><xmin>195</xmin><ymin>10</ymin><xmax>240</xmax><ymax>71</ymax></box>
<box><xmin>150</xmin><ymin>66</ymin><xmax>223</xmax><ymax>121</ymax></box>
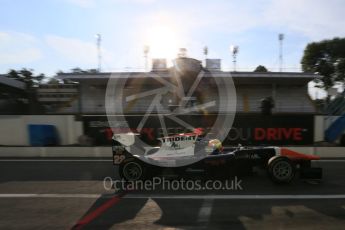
<box><xmin>275</xmin><ymin>86</ymin><xmax>314</xmax><ymax>113</ymax></box>
<box><xmin>78</xmin><ymin>80</ymin><xmax>315</xmax><ymax>114</ymax></box>
<box><xmin>0</xmin><ymin>115</ymin><xmax>83</xmax><ymax>146</ymax></box>
<box><xmin>81</xmin><ymin>84</ymin><xmax>106</xmax><ymax>113</ymax></box>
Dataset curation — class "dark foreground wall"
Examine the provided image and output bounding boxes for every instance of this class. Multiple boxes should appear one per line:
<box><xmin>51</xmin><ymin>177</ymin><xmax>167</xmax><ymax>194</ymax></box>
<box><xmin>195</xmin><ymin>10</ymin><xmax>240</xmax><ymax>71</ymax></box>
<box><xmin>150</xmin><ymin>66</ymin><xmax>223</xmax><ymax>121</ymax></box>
<box><xmin>83</xmin><ymin>114</ymin><xmax>314</xmax><ymax>146</ymax></box>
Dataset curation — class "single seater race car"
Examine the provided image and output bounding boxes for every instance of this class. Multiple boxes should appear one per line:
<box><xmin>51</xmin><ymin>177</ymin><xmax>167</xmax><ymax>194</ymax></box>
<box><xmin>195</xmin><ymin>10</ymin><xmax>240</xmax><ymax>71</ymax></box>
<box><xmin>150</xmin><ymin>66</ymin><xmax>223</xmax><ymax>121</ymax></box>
<box><xmin>112</xmin><ymin>129</ymin><xmax>322</xmax><ymax>184</ymax></box>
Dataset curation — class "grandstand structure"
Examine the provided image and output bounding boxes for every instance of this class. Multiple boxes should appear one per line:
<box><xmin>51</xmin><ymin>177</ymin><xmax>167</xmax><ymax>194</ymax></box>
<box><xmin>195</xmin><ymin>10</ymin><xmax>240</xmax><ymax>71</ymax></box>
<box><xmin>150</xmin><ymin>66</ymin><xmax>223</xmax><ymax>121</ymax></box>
<box><xmin>0</xmin><ymin>75</ymin><xmax>27</xmax><ymax>114</ymax></box>
<box><xmin>56</xmin><ymin>58</ymin><xmax>317</xmax><ymax>115</ymax></box>
<box><xmin>36</xmin><ymin>84</ymin><xmax>79</xmax><ymax>113</ymax></box>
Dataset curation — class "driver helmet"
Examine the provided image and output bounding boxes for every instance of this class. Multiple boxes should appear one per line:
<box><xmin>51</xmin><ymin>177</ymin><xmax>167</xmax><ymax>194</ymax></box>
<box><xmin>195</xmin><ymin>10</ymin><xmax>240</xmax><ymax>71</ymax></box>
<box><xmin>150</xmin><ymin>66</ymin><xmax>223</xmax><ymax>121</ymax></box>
<box><xmin>208</xmin><ymin>139</ymin><xmax>223</xmax><ymax>155</ymax></box>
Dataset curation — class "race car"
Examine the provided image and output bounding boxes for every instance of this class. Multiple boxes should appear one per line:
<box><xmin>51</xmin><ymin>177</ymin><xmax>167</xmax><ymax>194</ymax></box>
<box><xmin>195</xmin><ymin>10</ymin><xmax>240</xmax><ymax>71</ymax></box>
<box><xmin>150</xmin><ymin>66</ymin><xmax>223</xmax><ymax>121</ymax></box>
<box><xmin>112</xmin><ymin>129</ymin><xmax>322</xmax><ymax>184</ymax></box>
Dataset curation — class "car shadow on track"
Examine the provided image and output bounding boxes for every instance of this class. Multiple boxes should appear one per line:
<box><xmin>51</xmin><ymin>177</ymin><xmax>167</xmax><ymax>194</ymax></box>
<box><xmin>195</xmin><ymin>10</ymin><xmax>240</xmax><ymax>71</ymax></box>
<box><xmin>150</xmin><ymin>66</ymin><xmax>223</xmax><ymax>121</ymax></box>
<box><xmin>0</xmin><ymin>160</ymin><xmax>116</xmax><ymax>182</ymax></box>
<box><xmin>71</xmin><ymin>176</ymin><xmax>345</xmax><ymax>230</ymax></box>
<box><xmin>72</xmin><ymin>194</ymin><xmax>345</xmax><ymax>229</ymax></box>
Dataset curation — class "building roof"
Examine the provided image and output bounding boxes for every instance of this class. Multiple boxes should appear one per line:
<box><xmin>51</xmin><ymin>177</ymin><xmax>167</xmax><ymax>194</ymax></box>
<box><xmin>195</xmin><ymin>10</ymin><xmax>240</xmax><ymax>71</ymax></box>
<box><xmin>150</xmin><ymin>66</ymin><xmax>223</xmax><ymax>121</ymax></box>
<box><xmin>57</xmin><ymin>71</ymin><xmax>317</xmax><ymax>85</ymax></box>
<box><xmin>0</xmin><ymin>75</ymin><xmax>25</xmax><ymax>90</ymax></box>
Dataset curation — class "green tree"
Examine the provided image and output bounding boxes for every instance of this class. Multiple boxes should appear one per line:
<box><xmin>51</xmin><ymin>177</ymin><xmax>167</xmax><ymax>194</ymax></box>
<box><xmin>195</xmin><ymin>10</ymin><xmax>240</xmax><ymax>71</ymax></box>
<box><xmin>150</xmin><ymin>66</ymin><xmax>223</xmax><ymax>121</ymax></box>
<box><xmin>254</xmin><ymin>65</ymin><xmax>268</xmax><ymax>72</ymax></box>
<box><xmin>6</xmin><ymin>68</ymin><xmax>45</xmax><ymax>114</ymax></box>
<box><xmin>70</xmin><ymin>67</ymin><xmax>98</xmax><ymax>74</ymax></box>
<box><xmin>301</xmin><ymin>37</ymin><xmax>345</xmax><ymax>89</ymax></box>
<box><xmin>7</xmin><ymin>68</ymin><xmax>45</xmax><ymax>88</ymax></box>
<box><xmin>47</xmin><ymin>77</ymin><xmax>60</xmax><ymax>84</ymax></box>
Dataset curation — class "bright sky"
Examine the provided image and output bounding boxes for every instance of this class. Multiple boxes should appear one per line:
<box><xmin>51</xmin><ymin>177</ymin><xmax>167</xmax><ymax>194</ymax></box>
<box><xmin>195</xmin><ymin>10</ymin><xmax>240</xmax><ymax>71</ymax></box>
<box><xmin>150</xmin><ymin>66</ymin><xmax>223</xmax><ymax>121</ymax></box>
<box><xmin>0</xmin><ymin>0</ymin><xmax>345</xmax><ymax>77</ymax></box>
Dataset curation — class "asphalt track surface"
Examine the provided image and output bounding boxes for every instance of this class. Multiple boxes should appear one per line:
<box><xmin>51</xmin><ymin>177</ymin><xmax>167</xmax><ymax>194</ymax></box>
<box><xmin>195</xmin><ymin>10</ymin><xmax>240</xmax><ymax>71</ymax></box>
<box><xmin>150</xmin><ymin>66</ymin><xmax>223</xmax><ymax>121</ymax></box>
<box><xmin>0</xmin><ymin>158</ymin><xmax>345</xmax><ymax>229</ymax></box>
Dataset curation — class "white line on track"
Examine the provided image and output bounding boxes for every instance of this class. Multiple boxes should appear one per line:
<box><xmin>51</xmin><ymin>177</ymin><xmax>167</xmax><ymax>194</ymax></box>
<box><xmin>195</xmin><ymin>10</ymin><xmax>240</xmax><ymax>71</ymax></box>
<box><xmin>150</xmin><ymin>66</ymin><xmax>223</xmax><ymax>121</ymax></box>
<box><xmin>124</xmin><ymin>194</ymin><xmax>345</xmax><ymax>199</ymax></box>
<box><xmin>0</xmin><ymin>194</ymin><xmax>101</xmax><ymax>198</ymax></box>
<box><xmin>1</xmin><ymin>194</ymin><xmax>345</xmax><ymax>199</ymax></box>
<box><xmin>317</xmin><ymin>160</ymin><xmax>345</xmax><ymax>162</ymax></box>
<box><xmin>0</xmin><ymin>159</ymin><xmax>344</xmax><ymax>162</ymax></box>
<box><xmin>0</xmin><ymin>159</ymin><xmax>112</xmax><ymax>162</ymax></box>
<box><xmin>198</xmin><ymin>198</ymin><xmax>213</xmax><ymax>223</ymax></box>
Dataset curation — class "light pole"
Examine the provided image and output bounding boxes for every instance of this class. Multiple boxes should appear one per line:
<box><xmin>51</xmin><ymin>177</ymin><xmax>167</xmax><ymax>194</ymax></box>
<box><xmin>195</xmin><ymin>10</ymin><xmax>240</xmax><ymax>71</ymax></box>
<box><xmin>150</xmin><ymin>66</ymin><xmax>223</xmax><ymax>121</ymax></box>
<box><xmin>230</xmin><ymin>45</ymin><xmax>239</xmax><ymax>72</ymax></box>
<box><xmin>143</xmin><ymin>45</ymin><xmax>150</xmax><ymax>72</ymax></box>
<box><xmin>203</xmin><ymin>46</ymin><xmax>208</xmax><ymax>67</ymax></box>
<box><xmin>279</xmin><ymin>33</ymin><xmax>284</xmax><ymax>72</ymax></box>
<box><xmin>95</xmin><ymin>34</ymin><xmax>102</xmax><ymax>72</ymax></box>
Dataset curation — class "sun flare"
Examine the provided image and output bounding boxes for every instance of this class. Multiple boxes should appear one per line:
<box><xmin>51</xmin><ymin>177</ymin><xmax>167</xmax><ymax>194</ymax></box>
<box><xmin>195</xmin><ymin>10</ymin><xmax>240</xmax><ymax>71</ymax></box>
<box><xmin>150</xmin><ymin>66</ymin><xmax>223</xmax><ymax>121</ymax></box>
<box><xmin>145</xmin><ymin>26</ymin><xmax>180</xmax><ymax>61</ymax></box>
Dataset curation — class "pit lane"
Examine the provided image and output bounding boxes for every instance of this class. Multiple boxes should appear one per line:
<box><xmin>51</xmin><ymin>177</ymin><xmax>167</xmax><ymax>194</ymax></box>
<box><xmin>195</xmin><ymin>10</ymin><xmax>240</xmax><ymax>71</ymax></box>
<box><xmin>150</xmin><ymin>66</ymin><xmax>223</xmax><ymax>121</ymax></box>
<box><xmin>0</xmin><ymin>158</ymin><xmax>345</xmax><ymax>229</ymax></box>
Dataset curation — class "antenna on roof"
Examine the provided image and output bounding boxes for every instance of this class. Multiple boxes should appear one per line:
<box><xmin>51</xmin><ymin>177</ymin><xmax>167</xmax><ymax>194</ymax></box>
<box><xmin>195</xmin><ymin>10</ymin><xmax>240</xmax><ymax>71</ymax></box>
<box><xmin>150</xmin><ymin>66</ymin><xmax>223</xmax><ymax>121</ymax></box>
<box><xmin>279</xmin><ymin>33</ymin><xmax>284</xmax><ymax>72</ymax></box>
<box><xmin>203</xmin><ymin>46</ymin><xmax>208</xmax><ymax>67</ymax></box>
<box><xmin>143</xmin><ymin>45</ymin><xmax>150</xmax><ymax>72</ymax></box>
<box><xmin>203</xmin><ymin>46</ymin><xmax>208</xmax><ymax>58</ymax></box>
<box><xmin>230</xmin><ymin>45</ymin><xmax>239</xmax><ymax>72</ymax></box>
<box><xmin>95</xmin><ymin>34</ymin><xmax>102</xmax><ymax>72</ymax></box>
<box><xmin>178</xmin><ymin>48</ymin><xmax>188</xmax><ymax>58</ymax></box>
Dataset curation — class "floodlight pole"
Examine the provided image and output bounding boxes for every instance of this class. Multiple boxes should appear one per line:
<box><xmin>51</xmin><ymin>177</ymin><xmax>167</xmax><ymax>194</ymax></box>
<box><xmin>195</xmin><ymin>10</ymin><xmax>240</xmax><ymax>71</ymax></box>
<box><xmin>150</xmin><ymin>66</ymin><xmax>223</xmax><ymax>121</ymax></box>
<box><xmin>279</xmin><ymin>33</ymin><xmax>284</xmax><ymax>72</ymax></box>
<box><xmin>231</xmin><ymin>45</ymin><xmax>239</xmax><ymax>72</ymax></box>
<box><xmin>96</xmin><ymin>34</ymin><xmax>102</xmax><ymax>72</ymax></box>
<box><xmin>144</xmin><ymin>45</ymin><xmax>150</xmax><ymax>72</ymax></box>
<box><xmin>203</xmin><ymin>46</ymin><xmax>208</xmax><ymax>67</ymax></box>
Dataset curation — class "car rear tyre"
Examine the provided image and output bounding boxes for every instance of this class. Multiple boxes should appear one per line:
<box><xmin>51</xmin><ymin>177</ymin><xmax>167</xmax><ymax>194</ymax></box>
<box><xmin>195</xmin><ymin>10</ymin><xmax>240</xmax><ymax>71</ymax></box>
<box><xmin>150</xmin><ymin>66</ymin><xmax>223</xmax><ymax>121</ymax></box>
<box><xmin>268</xmin><ymin>156</ymin><xmax>295</xmax><ymax>184</ymax></box>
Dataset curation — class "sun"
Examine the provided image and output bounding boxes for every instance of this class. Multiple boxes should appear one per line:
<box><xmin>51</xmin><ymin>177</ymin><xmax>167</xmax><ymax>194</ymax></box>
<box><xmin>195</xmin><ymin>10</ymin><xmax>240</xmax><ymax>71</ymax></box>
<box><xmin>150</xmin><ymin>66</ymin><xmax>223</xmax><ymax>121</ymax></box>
<box><xmin>145</xmin><ymin>26</ymin><xmax>180</xmax><ymax>62</ymax></box>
